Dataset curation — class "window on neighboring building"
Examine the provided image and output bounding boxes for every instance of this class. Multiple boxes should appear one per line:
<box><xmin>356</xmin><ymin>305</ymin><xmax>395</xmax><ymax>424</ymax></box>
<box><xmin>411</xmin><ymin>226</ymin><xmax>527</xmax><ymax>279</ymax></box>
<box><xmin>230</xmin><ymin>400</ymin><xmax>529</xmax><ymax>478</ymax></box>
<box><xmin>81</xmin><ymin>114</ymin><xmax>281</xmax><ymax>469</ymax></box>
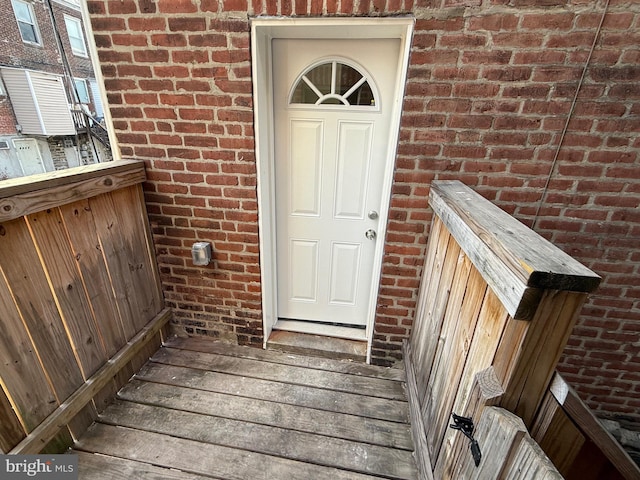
<box><xmin>74</xmin><ymin>78</ymin><xmax>89</xmax><ymax>104</ymax></box>
<box><xmin>64</xmin><ymin>15</ymin><xmax>87</xmax><ymax>57</ymax></box>
<box><xmin>52</xmin><ymin>0</ymin><xmax>81</xmax><ymax>7</ymax></box>
<box><xmin>12</xmin><ymin>0</ymin><xmax>41</xmax><ymax>45</ymax></box>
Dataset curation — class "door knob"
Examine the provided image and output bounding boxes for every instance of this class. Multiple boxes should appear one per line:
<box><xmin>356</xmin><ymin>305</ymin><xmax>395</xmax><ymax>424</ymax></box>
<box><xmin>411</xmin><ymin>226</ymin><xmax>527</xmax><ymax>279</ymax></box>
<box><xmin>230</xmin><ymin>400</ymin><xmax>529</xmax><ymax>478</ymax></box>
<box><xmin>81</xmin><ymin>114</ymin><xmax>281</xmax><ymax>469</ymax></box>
<box><xmin>368</xmin><ymin>210</ymin><xmax>379</xmax><ymax>220</ymax></box>
<box><xmin>365</xmin><ymin>229</ymin><xmax>377</xmax><ymax>240</ymax></box>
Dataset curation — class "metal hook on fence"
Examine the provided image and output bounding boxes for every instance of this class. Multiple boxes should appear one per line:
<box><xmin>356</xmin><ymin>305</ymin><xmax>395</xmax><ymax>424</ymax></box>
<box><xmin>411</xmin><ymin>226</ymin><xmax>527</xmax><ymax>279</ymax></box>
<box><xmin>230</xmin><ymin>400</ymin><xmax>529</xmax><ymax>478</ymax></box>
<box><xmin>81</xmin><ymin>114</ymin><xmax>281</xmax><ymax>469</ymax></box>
<box><xmin>449</xmin><ymin>413</ymin><xmax>482</xmax><ymax>467</ymax></box>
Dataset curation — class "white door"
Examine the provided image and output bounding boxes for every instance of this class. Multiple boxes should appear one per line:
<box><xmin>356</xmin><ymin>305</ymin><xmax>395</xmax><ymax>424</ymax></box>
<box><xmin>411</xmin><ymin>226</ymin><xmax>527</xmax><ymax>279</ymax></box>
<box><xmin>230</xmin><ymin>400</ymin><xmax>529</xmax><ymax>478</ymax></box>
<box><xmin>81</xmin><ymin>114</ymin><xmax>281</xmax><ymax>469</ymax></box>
<box><xmin>273</xmin><ymin>39</ymin><xmax>401</xmax><ymax>327</ymax></box>
<box><xmin>13</xmin><ymin>139</ymin><xmax>45</xmax><ymax>176</ymax></box>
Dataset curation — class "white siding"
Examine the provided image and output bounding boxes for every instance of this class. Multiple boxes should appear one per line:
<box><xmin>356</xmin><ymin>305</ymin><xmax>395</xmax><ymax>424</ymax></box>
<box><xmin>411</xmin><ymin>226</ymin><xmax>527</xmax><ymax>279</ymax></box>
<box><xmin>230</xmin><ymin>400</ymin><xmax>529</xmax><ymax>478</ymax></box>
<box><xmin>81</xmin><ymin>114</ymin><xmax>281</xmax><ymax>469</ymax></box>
<box><xmin>1</xmin><ymin>69</ymin><xmax>41</xmax><ymax>134</ymax></box>
<box><xmin>0</xmin><ymin>68</ymin><xmax>75</xmax><ymax>136</ymax></box>
<box><xmin>30</xmin><ymin>72</ymin><xmax>76</xmax><ymax>135</ymax></box>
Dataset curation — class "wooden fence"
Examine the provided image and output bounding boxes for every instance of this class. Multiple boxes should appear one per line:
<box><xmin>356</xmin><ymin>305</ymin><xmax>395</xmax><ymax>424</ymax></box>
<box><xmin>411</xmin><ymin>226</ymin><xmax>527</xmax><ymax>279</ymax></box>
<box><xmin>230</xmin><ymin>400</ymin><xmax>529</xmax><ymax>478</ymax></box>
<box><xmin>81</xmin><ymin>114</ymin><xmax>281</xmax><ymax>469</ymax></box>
<box><xmin>0</xmin><ymin>160</ymin><xmax>169</xmax><ymax>454</ymax></box>
<box><xmin>451</xmin><ymin>406</ymin><xmax>562</xmax><ymax>480</ymax></box>
<box><xmin>532</xmin><ymin>373</ymin><xmax>640</xmax><ymax>480</ymax></box>
<box><xmin>406</xmin><ymin>180</ymin><xmax>603</xmax><ymax>479</ymax></box>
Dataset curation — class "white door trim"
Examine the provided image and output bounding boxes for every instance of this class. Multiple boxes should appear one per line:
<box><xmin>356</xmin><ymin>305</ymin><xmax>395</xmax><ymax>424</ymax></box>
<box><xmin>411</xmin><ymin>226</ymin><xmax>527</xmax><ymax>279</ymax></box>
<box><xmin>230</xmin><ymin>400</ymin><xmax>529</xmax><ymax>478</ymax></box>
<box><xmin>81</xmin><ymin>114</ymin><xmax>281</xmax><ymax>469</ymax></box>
<box><xmin>251</xmin><ymin>17</ymin><xmax>414</xmax><ymax>362</ymax></box>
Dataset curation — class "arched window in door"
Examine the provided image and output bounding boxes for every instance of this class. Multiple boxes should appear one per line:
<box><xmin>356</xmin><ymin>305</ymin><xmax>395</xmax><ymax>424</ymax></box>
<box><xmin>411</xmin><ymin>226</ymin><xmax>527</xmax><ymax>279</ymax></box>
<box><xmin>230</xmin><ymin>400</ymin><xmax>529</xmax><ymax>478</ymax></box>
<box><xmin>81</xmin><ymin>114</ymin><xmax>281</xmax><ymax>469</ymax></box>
<box><xmin>290</xmin><ymin>60</ymin><xmax>378</xmax><ymax>108</ymax></box>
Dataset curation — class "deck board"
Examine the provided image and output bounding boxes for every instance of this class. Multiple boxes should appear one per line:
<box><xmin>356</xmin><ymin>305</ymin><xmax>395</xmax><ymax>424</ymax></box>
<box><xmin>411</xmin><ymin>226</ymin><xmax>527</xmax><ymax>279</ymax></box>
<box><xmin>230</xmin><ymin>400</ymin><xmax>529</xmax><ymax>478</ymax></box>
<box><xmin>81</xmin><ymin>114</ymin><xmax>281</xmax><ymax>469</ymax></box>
<box><xmin>74</xmin><ymin>338</ymin><xmax>417</xmax><ymax>479</ymax></box>
<box><xmin>136</xmin><ymin>360</ymin><xmax>409</xmax><ymax>423</ymax></box>
<box><xmin>74</xmin><ymin>451</ymin><xmax>213</xmax><ymax>480</ymax></box>
<box><xmin>152</xmin><ymin>347</ymin><xmax>407</xmax><ymax>400</ymax></box>
<box><xmin>119</xmin><ymin>379</ymin><xmax>413</xmax><ymax>449</ymax></box>
<box><xmin>167</xmin><ymin>336</ymin><xmax>405</xmax><ymax>381</ymax></box>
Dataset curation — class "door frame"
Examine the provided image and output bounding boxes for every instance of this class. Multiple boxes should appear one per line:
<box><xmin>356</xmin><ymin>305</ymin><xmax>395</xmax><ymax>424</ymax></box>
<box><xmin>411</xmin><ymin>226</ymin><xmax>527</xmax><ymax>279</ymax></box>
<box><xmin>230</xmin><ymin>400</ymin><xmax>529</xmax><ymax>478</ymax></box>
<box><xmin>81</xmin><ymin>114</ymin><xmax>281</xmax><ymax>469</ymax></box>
<box><xmin>251</xmin><ymin>17</ymin><xmax>414</xmax><ymax>361</ymax></box>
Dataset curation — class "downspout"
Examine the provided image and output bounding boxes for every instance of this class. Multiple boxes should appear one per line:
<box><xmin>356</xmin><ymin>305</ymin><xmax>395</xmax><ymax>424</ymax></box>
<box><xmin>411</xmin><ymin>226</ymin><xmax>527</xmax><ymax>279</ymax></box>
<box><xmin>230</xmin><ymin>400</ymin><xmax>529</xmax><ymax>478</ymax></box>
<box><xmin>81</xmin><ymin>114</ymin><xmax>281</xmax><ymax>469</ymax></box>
<box><xmin>531</xmin><ymin>0</ymin><xmax>610</xmax><ymax>231</ymax></box>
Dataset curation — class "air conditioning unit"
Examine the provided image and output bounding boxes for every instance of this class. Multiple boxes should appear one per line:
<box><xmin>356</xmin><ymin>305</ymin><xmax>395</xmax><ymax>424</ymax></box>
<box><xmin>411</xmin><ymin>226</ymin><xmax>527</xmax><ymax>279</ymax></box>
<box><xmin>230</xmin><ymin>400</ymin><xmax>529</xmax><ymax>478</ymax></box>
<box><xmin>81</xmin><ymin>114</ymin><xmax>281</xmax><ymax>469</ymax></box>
<box><xmin>0</xmin><ymin>141</ymin><xmax>9</xmax><ymax>149</ymax></box>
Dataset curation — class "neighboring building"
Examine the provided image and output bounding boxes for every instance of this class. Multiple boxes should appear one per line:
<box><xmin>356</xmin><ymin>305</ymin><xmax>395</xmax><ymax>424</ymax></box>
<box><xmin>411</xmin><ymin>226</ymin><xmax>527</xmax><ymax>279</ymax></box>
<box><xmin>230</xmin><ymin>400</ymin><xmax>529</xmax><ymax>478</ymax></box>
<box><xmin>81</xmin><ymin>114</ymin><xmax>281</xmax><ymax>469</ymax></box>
<box><xmin>88</xmin><ymin>0</ymin><xmax>640</xmax><ymax>443</ymax></box>
<box><xmin>0</xmin><ymin>0</ymin><xmax>111</xmax><ymax>180</ymax></box>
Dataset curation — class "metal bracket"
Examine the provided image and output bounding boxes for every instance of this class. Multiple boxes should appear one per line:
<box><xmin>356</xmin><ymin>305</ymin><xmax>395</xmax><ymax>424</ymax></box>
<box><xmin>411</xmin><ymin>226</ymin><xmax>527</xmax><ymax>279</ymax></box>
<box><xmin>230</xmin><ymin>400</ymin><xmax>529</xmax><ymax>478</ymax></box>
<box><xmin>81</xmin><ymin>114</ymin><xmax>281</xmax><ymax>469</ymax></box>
<box><xmin>449</xmin><ymin>413</ymin><xmax>482</xmax><ymax>467</ymax></box>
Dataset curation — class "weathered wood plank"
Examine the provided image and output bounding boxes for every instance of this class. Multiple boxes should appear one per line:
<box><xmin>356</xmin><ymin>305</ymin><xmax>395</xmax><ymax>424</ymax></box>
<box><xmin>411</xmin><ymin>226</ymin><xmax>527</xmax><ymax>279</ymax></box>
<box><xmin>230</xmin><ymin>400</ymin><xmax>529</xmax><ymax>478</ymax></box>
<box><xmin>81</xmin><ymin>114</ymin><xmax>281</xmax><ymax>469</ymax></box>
<box><xmin>0</xmin><ymin>218</ymin><xmax>85</xmax><ymax>405</ymax></box>
<box><xmin>434</xmin><ymin>366</ymin><xmax>504</xmax><ymax>480</ymax></box>
<box><xmin>93</xmin><ymin>330</ymin><xmax>163</xmax><ymax>412</ymax></box>
<box><xmin>0</xmin><ymin>385</ymin><xmax>26</xmax><ymax>453</ymax></box>
<box><xmin>0</xmin><ymin>264</ymin><xmax>57</xmax><ymax>431</ymax></box>
<box><xmin>9</xmin><ymin>308</ymin><xmax>171</xmax><ymax>454</ymax></box>
<box><xmin>424</xmin><ymin>253</ymin><xmax>473</xmax><ymax>456</ymax></box>
<box><xmin>119</xmin><ymin>378</ymin><xmax>413</xmax><ymax>449</ymax></box>
<box><xmin>429</xmin><ymin>181</ymin><xmax>600</xmax><ymax>319</ymax></box>
<box><xmin>499</xmin><ymin>290</ymin><xmax>587</xmax><ymax>426</ymax></box>
<box><xmin>440</xmin><ymin>289</ymin><xmax>510</xmax><ymax>469</ymax></box>
<box><xmin>0</xmin><ymin>256</ymin><xmax>79</xmax><ymax>452</ymax></box>
<box><xmin>409</xmin><ymin>216</ymin><xmax>447</xmax><ymax>366</ymax></box>
<box><xmin>26</xmin><ymin>208</ymin><xmax>107</xmax><ymax>378</ymax></box>
<box><xmin>428</xmin><ymin>263</ymin><xmax>488</xmax><ymax>465</ymax></box>
<box><xmin>411</xmin><ymin>219</ymin><xmax>452</xmax><ymax>373</ymax></box>
<box><xmin>91</xmin><ymin>332</ymin><xmax>161</xmax><ymax>415</ymax></box>
<box><xmin>60</xmin><ymin>199</ymin><xmax>127</xmax><ymax>355</ymax></box>
<box><xmin>0</xmin><ymin>160</ymin><xmax>144</xmax><ymax>199</ymax></box>
<box><xmin>135</xmin><ymin>361</ymin><xmax>409</xmax><ymax>423</ymax></box>
<box><xmin>504</xmin><ymin>435</ymin><xmax>564</xmax><ymax>480</ymax></box>
<box><xmin>403</xmin><ymin>341</ymin><xmax>435</xmax><ymax>480</ymax></box>
<box><xmin>99</xmin><ymin>400</ymin><xmax>417</xmax><ymax>479</ymax></box>
<box><xmin>76</xmin><ymin>423</ymin><xmax>386</xmax><ymax>480</ymax></box>
<box><xmin>0</xmin><ymin>162</ymin><xmax>146</xmax><ymax>222</ymax></box>
<box><xmin>151</xmin><ymin>347</ymin><xmax>407</xmax><ymax>400</ymax></box>
<box><xmin>457</xmin><ymin>407</ymin><xmax>528</xmax><ymax>479</ymax></box>
<box><xmin>90</xmin><ymin>187</ymin><xmax>161</xmax><ymax>334</ymax></box>
<box><xmin>549</xmin><ymin>373</ymin><xmax>640</xmax><ymax>480</ymax></box>
<box><xmin>417</xmin><ymin>234</ymin><xmax>461</xmax><ymax>408</ymax></box>
<box><xmin>133</xmin><ymin>184</ymin><xmax>164</xmax><ymax>308</ymax></box>
<box><xmin>166</xmin><ymin>336</ymin><xmax>406</xmax><ymax>381</ymax></box>
<box><xmin>531</xmin><ymin>389</ymin><xmax>585</xmax><ymax>476</ymax></box>
<box><xmin>74</xmin><ymin>451</ymin><xmax>214</xmax><ymax>480</ymax></box>
<box><xmin>0</xmin><ymin>214</ymin><xmax>95</xmax><ymax>446</ymax></box>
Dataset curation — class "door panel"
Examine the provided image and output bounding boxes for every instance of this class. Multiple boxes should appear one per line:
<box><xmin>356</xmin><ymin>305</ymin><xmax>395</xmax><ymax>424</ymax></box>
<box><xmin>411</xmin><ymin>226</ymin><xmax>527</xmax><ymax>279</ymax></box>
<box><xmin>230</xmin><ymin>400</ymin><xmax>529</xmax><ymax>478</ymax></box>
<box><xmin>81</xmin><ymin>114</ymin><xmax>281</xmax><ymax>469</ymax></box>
<box><xmin>289</xmin><ymin>240</ymin><xmax>319</xmax><ymax>302</ymax></box>
<box><xmin>334</xmin><ymin>121</ymin><xmax>373</xmax><ymax>219</ymax></box>
<box><xmin>290</xmin><ymin>119</ymin><xmax>324</xmax><ymax>216</ymax></box>
<box><xmin>329</xmin><ymin>242</ymin><xmax>361</xmax><ymax>305</ymax></box>
<box><xmin>274</xmin><ymin>39</ymin><xmax>400</xmax><ymax>327</ymax></box>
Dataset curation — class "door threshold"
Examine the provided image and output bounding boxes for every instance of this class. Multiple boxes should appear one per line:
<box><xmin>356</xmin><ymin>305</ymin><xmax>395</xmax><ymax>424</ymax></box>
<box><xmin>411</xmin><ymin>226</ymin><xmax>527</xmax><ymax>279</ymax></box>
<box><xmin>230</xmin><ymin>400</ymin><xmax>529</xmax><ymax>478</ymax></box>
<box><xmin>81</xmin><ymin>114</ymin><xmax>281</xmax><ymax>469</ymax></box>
<box><xmin>273</xmin><ymin>319</ymin><xmax>367</xmax><ymax>341</ymax></box>
<box><xmin>267</xmin><ymin>329</ymin><xmax>367</xmax><ymax>362</ymax></box>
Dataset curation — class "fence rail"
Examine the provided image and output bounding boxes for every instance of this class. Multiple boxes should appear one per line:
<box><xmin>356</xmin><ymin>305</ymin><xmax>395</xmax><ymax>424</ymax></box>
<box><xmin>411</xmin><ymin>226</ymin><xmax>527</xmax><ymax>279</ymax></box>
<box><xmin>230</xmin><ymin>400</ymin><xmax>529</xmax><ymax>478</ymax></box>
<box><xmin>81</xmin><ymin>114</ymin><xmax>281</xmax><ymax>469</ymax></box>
<box><xmin>532</xmin><ymin>373</ymin><xmax>640</xmax><ymax>480</ymax></box>
<box><xmin>406</xmin><ymin>180</ymin><xmax>605</xmax><ymax>479</ymax></box>
<box><xmin>0</xmin><ymin>161</ymin><xmax>167</xmax><ymax>453</ymax></box>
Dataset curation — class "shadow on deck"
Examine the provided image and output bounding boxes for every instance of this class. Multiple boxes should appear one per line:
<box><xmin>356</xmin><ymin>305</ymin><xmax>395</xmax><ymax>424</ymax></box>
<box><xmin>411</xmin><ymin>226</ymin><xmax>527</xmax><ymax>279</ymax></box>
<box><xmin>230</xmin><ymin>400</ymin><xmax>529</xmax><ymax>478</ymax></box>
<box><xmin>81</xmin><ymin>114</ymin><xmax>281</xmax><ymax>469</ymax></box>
<box><xmin>73</xmin><ymin>337</ymin><xmax>418</xmax><ymax>479</ymax></box>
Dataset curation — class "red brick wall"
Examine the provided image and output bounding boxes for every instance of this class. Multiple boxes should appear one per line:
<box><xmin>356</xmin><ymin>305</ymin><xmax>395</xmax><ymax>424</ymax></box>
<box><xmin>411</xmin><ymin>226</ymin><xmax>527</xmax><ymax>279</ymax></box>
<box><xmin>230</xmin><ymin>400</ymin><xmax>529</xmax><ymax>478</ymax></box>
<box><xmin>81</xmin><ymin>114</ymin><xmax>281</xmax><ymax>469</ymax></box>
<box><xmin>87</xmin><ymin>0</ymin><xmax>640</xmax><ymax>428</ymax></box>
<box><xmin>50</xmin><ymin>3</ymin><xmax>96</xmax><ymax>80</ymax></box>
<box><xmin>0</xmin><ymin>93</ymin><xmax>17</xmax><ymax>135</ymax></box>
<box><xmin>0</xmin><ymin>0</ymin><xmax>63</xmax><ymax>74</ymax></box>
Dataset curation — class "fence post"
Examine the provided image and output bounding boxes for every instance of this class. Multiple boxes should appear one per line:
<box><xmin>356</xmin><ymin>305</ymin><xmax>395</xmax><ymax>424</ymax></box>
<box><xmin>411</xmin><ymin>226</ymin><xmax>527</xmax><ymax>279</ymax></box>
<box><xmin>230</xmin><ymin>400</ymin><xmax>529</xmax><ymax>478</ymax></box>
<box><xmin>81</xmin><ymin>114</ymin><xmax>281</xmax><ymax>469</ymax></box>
<box><xmin>406</xmin><ymin>180</ymin><xmax>600</xmax><ymax>478</ymax></box>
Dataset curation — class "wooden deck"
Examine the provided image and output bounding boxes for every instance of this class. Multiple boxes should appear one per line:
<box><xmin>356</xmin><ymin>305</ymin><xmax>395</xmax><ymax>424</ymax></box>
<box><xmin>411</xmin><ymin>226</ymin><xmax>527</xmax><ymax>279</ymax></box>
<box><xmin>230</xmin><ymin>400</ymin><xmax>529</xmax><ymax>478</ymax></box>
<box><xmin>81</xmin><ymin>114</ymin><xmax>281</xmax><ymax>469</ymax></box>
<box><xmin>73</xmin><ymin>337</ymin><xmax>418</xmax><ymax>479</ymax></box>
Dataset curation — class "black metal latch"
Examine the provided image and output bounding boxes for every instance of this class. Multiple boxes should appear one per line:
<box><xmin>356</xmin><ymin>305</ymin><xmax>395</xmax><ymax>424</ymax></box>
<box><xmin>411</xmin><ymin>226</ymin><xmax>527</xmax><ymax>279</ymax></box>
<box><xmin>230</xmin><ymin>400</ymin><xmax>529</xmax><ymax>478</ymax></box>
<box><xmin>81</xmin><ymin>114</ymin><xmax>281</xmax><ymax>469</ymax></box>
<box><xmin>449</xmin><ymin>413</ymin><xmax>482</xmax><ymax>467</ymax></box>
